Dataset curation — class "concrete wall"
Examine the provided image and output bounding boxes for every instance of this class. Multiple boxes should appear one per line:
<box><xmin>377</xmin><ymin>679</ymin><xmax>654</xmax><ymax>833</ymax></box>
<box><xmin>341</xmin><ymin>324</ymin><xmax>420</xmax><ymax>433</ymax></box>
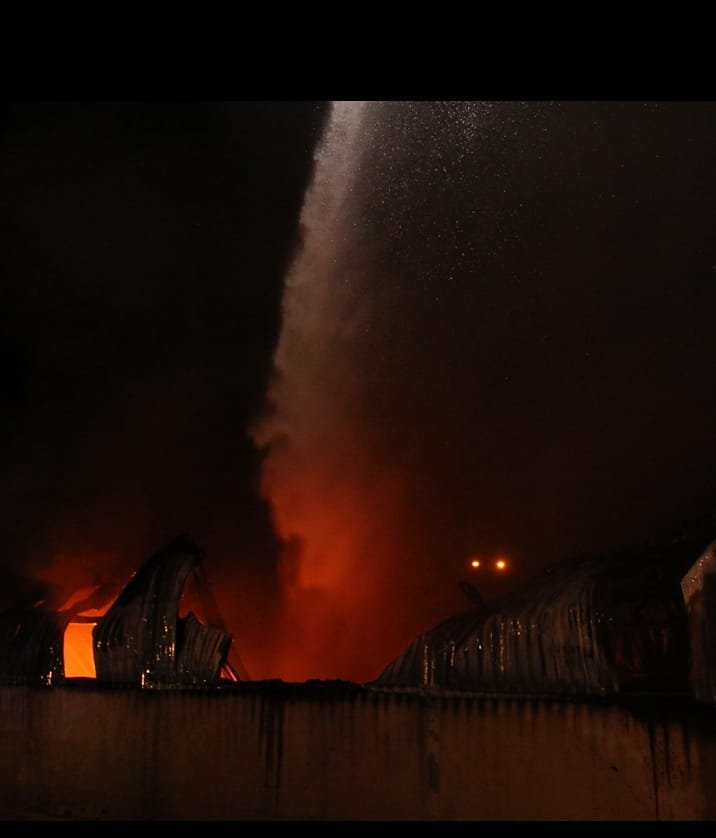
<box><xmin>1</xmin><ymin>684</ymin><xmax>715</xmax><ymax>820</ymax></box>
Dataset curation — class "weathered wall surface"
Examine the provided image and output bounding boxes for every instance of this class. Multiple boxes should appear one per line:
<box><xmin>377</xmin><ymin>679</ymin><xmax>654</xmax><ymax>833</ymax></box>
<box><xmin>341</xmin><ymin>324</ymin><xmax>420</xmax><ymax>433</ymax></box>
<box><xmin>0</xmin><ymin>684</ymin><xmax>715</xmax><ymax>820</ymax></box>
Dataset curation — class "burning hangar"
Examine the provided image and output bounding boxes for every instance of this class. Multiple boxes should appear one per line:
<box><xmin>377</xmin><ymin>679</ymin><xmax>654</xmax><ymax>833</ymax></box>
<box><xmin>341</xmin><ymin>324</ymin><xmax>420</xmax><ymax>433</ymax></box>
<box><xmin>0</xmin><ymin>521</ymin><xmax>715</xmax><ymax>704</ymax></box>
<box><xmin>0</xmin><ymin>534</ymin><xmax>243</xmax><ymax>689</ymax></box>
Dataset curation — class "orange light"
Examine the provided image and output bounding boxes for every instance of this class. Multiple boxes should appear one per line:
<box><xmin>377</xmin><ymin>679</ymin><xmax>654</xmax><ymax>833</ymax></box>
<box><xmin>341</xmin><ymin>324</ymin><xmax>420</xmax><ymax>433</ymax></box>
<box><xmin>61</xmin><ymin>585</ymin><xmax>115</xmax><ymax>679</ymax></box>
<box><xmin>220</xmin><ymin>664</ymin><xmax>239</xmax><ymax>682</ymax></box>
<box><xmin>495</xmin><ymin>559</ymin><xmax>507</xmax><ymax>571</ymax></box>
<box><xmin>63</xmin><ymin>622</ymin><xmax>97</xmax><ymax>678</ymax></box>
<box><xmin>470</xmin><ymin>559</ymin><xmax>480</xmax><ymax>569</ymax></box>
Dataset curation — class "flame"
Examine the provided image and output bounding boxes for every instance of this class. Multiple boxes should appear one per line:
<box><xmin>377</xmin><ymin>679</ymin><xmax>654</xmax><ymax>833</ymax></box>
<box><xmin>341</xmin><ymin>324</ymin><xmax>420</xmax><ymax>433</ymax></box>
<box><xmin>61</xmin><ymin>585</ymin><xmax>114</xmax><ymax>679</ymax></box>
<box><xmin>63</xmin><ymin>621</ymin><xmax>99</xmax><ymax>678</ymax></box>
<box><xmin>58</xmin><ymin>586</ymin><xmax>108</xmax><ymax>615</ymax></box>
<box><xmin>221</xmin><ymin>664</ymin><xmax>239</xmax><ymax>682</ymax></box>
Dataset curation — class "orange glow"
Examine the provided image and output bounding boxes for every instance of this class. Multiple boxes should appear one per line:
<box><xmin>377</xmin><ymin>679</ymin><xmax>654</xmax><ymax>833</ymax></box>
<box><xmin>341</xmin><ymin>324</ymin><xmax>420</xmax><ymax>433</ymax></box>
<box><xmin>495</xmin><ymin>559</ymin><xmax>507</xmax><ymax>570</ymax></box>
<box><xmin>221</xmin><ymin>664</ymin><xmax>239</xmax><ymax>682</ymax></box>
<box><xmin>61</xmin><ymin>585</ymin><xmax>115</xmax><ymax>679</ymax></box>
<box><xmin>470</xmin><ymin>559</ymin><xmax>480</xmax><ymax>568</ymax></box>
<box><xmin>63</xmin><ymin>621</ymin><xmax>98</xmax><ymax>678</ymax></box>
<box><xmin>59</xmin><ymin>586</ymin><xmax>101</xmax><ymax>612</ymax></box>
<box><xmin>249</xmin><ymin>446</ymin><xmax>465</xmax><ymax>682</ymax></box>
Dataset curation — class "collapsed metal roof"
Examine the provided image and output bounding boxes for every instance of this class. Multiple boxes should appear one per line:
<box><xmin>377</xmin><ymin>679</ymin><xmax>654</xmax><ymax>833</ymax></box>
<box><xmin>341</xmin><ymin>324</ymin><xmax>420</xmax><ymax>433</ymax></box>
<box><xmin>0</xmin><ymin>535</ymin><xmax>237</xmax><ymax>688</ymax></box>
<box><xmin>0</xmin><ymin>606</ymin><xmax>66</xmax><ymax>686</ymax></box>
<box><xmin>3</xmin><ymin>521</ymin><xmax>715</xmax><ymax>697</ymax></box>
<box><xmin>377</xmin><ymin>525</ymin><xmax>716</xmax><ymax>697</ymax></box>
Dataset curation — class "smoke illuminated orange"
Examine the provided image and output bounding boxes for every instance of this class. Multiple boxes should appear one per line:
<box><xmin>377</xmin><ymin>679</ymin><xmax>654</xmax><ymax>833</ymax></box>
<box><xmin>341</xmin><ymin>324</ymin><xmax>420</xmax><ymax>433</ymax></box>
<box><xmin>259</xmin><ymin>462</ymin><xmax>419</xmax><ymax>681</ymax></box>
<box><xmin>249</xmin><ymin>102</ymin><xmax>470</xmax><ymax>682</ymax></box>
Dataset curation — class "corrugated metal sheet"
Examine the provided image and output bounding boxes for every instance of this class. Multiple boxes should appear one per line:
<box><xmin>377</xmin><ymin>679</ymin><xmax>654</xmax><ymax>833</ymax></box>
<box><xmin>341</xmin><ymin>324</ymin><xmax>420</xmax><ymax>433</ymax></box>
<box><xmin>377</xmin><ymin>532</ymin><xmax>714</xmax><ymax>696</ymax></box>
<box><xmin>681</xmin><ymin>540</ymin><xmax>716</xmax><ymax>703</ymax></box>
<box><xmin>176</xmin><ymin>613</ymin><xmax>231</xmax><ymax>685</ymax></box>
<box><xmin>0</xmin><ymin>608</ymin><xmax>67</xmax><ymax>685</ymax></box>
<box><xmin>0</xmin><ymin>535</ymin><xmax>234</xmax><ymax>687</ymax></box>
<box><xmin>93</xmin><ymin>535</ymin><xmax>232</xmax><ymax>687</ymax></box>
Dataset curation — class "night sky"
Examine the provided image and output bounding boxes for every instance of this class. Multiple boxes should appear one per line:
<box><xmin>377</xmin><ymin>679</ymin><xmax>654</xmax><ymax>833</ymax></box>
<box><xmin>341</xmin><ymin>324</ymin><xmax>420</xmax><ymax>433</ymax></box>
<box><xmin>1</xmin><ymin>102</ymin><xmax>328</xmax><ymax>642</ymax></box>
<box><xmin>2</xmin><ymin>101</ymin><xmax>715</xmax><ymax>681</ymax></box>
